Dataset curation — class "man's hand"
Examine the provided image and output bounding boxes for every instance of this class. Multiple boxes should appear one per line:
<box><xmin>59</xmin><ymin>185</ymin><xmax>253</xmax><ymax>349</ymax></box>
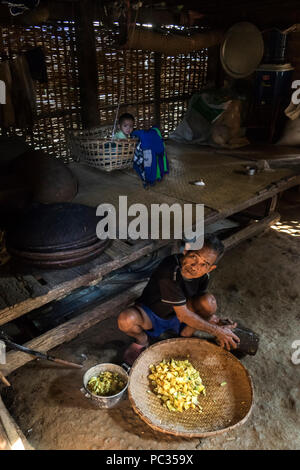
<box><xmin>215</xmin><ymin>323</ymin><xmax>240</xmax><ymax>350</ymax></box>
<box><xmin>174</xmin><ymin>305</ymin><xmax>240</xmax><ymax>351</ymax></box>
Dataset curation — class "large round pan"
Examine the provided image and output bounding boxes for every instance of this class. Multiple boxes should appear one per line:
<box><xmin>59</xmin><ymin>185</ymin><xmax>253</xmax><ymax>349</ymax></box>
<box><xmin>7</xmin><ymin>238</ymin><xmax>109</xmax><ymax>261</ymax></box>
<box><xmin>128</xmin><ymin>338</ymin><xmax>253</xmax><ymax>437</ymax></box>
<box><xmin>220</xmin><ymin>22</ymin><xmax>264</xmax><ymax>78</ymax></box>
<box><xmin>9</xmin><ymin>239</ymin><xmax>110</xmax><ymax>269</ymax></box>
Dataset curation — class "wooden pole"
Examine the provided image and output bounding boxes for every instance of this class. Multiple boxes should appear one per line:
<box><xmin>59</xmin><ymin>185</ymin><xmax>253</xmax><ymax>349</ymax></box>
<box><xmin>154</xmin><ymin>52</ymin><xmax>162</xmax><ymax>129</ymax></box>
<box><xmin>0</xmin><ymin>395</ymin><xmax>33</xmax><ymax>450</ymax></box>
<box><xmin>0</xmin><ymin>239</ymin><xmax>168</xmax><ymax>327</ymax></box>
<box><xmin>0</xmin><ymin>370</ymin><xmax>10</xmax><ymax>387</ymax></box>
<box><xmin>75</xmin><ymin>0</ymin><xmax>100</xmax><ymax>129</ymax></box>
<box><xmin>0</xmin><ymin>419</ymin><xmax>10</xmax><ymax>450</ymax></box>
<box><xmin>206</xmin><ymin>45</ymin><xmax>221</xmax><ymax>88</ymax></box>
<box><xmin>0</xmin><ymin>282</ymin><xmax>146</xmax><ymax>377</ymax></box>
<box><xmin>121</xmin><ymin>28</ymin><xmax>224</xmax><ymax>54</ymax></box>
<box><xmin>223</xmin><ymin>213</ymin><xmax>280</xmax><ymax>251</ymax></box>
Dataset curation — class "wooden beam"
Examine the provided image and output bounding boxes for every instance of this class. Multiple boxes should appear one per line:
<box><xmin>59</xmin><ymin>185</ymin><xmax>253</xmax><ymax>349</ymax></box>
<box><xmin>1</xmin><ymin>282</ymin><xmax>145</xmax><ymax>377</ymax></box>
<box><xmin>0</xmin><ymin>395</ymin><xmax>33</xmax><ymax>450</ymax></box>
<box><xmin>121</xmin><ymin>27</ymin><xmax>224</xmax><ymax>54</ymax></box>
<box><xmin>211</xmin><ymin>174</ymin><xmax>300</xmax><ymax>221</ymax></box>
<box><xmin>206</xmin><ymin>45</ymin><xmax>221</xmax><ymax>88</ymax></box>
<box><xmin>0</xmin><ymin>371</ymin><xmax>10</xmax><ymax>387</ymax></box>
<box><xmin>74</xmin><ymin>0</ymin><xmax>100</xmax><ymax>129</ymax></box>
<box><xmin>0</xmin><ymin>419</ymin><xmax>10</xmax><ymax>450</ymax></box>
<box><xmin>0</xmin><ymin>239</ymin><xmax>168</xmax><ymax>327</ymax></box>
<box><xmin>223</xmin><ymin>212</ymin><xmax>280</xmax><ymax>251</ymax></box>
<box><xmin>154</xmin><ymin>52</ymin><xmax>162</xmax><ymax>129</ymax></box>
<box><xmin>1</xmin><ymin>1</ymin><xmax>300</xmax><ymax>29</ymax></box>
<box><xmin>264</xmin><ymin>194</ymin><xmax>278</xmax><ymax>216</ymax></box>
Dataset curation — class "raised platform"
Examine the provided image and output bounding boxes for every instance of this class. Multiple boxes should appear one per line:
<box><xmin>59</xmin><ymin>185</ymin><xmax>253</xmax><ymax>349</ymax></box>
<box><xmin>0</xmin><ymin>141</ymin><xmax>299</xmax><ymax>376</ymax></box>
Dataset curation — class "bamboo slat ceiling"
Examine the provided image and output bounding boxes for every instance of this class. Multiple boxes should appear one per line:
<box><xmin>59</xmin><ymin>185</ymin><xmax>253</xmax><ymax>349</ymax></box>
<box><xmin>0</xmin><ymin>21</ymin><xmax>208</xmax><ymax>159</ymax></box>
<box><xmin>39</xmin><ymin>1</ymin><xmax>300</xmax><ymax>28</ymax></box>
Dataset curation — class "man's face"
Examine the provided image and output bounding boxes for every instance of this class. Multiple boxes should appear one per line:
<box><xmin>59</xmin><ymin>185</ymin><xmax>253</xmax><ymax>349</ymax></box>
<box><xmin>181</xmin><ymin>247</ymin><xmax>218</xmax><ymax>279</ymax></box>
<box><xmin>120</xmin><ymin>119</ymin><xmax>134</xmax><ymax>136</ymax></box>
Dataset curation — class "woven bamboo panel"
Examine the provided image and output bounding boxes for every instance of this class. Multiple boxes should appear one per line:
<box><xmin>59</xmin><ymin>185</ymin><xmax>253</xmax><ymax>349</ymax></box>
<box><xmin>94</xmin><ymin>23</ymin><xmax>156</xmax><ymax>131</ymax></box>
<box><xmin>161</xmin><ymin>51</ymin><xmax>208</xmax><ymax>100</ymax></box>
<box><xmin>145</xmin><ymin>141</ymin><xmax>296</xmax><ymax>212</ymax></box>
<box><xmin>160</xmin><ymin>49</ymin><xmax>208</xmax><ymax>135</ymax></box>
<box><xmin>0</xmin><ymin>21</ymin><xmax>81</xmax><ymax>161</ymax></box>
<box><xmin>94</xmin><ymin>24</ymin><xmax>208</xmax><ymax>137</ymax></box>
<box><xmin>1</xmin><ymin>22</ymin><xmax>208</xmax><ymax>158</ymax></box>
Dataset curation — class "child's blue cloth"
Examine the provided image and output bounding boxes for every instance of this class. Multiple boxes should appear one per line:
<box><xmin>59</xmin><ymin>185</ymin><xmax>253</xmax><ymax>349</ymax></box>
<box><xmin>132</xmin><ymin>127</ymin><xmax>169</xmax><ymax>187</ymax></box>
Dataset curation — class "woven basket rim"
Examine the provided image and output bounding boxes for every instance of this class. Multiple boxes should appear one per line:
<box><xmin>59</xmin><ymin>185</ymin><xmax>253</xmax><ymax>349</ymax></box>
<box><xmin>77</xmin><ymin>137</ymin><xmax>139</xmax><ymax>143</ymax></box>
<box><xmin>66</xmin><ymin>127</ymin><xmax>138</xmax><ymax>142</ymax></box>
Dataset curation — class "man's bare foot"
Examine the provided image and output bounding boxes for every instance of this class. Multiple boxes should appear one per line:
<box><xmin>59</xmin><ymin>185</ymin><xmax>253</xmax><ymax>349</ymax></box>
<box><xmin>123</xmin><ymin>342</ymin><xmax>148</xmax><ymax>366</ymax></box>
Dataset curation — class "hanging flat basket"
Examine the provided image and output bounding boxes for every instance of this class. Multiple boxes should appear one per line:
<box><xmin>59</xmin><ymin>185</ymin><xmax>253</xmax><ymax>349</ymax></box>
<box><xmin>66</xmin><ymin>126</ymin><xmax>138</xmax><ymax>172</ymax></box>
<box><xmin>220</xmin><ymin>22</ymin><xmax>264</xmax><ymax>78</ymax></box>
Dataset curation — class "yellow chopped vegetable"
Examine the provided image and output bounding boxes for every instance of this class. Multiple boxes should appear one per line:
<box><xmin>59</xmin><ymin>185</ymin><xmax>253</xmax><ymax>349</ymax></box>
<box><xmin>87</xmin><ymin>371</ymin><xmax>126</xmax><ymax>396</ymax></box>
<box><xmin>148</xmin><ymin>359</ymin><xmax>205</xmax><ymax>412</ymax></box>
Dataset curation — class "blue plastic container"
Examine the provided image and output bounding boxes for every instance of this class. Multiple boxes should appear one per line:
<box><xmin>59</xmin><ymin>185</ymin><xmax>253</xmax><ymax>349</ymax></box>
<box><xmin>255</xmin><ymin>63</ymin><xmax>294</xmax><ymax>105</ymax></box>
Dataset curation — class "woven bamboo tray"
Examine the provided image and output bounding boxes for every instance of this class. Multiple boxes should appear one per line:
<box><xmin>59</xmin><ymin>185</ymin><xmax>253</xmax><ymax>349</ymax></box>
<box><xmin>66</xmin><ymin>126</ymin><xmax>138</xmax><ymax>172</ymax></box>
<box><xmin>128</xmin><ymin>338</ymin><xmax>253</xmax><ymax>437</ymax></box>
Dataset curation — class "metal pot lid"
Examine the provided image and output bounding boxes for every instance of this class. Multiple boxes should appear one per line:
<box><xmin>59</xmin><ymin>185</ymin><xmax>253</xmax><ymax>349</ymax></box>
<box><xmin>9</xmin><ymin>239</ymin><xmax>110</xmax><ymax>269</ymax></box>
<box><xmin>7</xmin><ymin>203</ymin><xmax>104</xmax><ymax>252</ymax></box>
<box><xmin>8</xmin><ymin>238</ymin><xmax>109</xmax><ymax>260</ymax></box>
<box><xmin>220</xmin><ymin>22</ymin><xmax>264</xmax><ymax>78</ymax></box>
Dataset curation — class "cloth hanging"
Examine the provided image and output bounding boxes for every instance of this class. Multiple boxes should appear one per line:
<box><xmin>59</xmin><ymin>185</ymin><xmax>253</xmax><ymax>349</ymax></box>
<box><xmin>131</xmin><ymin>127</ymin><xmax>169</xmax><ymax>188</ymax></box>
<box><xmin>133</xmin><ymin>141</ymin><xmax>146</xmax><ymax>183</ymax></box>
<box><xmin>153</xmin><ymin>127</ymin><xmax>169</xmax><ymax>178</ymax></box>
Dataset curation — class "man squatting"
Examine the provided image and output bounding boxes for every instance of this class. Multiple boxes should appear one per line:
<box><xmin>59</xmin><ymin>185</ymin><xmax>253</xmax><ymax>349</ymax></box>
<box><xmin>118</xmin><ymin>234</ymin><xmax>240</xmax><ymax>365</ymax></box>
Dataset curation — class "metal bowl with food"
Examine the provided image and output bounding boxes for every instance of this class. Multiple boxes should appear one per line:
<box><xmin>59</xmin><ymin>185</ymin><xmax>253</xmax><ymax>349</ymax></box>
<box><xmin>81</xmin><ymin>363</ymin><xmax>129</xmax><ymax>408</ymax></box>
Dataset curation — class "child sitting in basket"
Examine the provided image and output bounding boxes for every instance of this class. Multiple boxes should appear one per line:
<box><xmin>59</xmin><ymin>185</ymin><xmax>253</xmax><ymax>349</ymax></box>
<box><xmin>113</xmin><ymin>113</ymin><xmax>135</xmax><ymax>139</ymax></box>
<box><xmin>113</xmin><ymin>113</ymin><xmax>169</xmax><ymax>188</ymax></box>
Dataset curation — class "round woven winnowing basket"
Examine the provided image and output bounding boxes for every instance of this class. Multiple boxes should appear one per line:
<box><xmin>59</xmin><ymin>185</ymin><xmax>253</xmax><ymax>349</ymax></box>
<box><xmin>128</xmin><ymin>338</ymin><xmax>254</xmax><ymax>437</ymax></box>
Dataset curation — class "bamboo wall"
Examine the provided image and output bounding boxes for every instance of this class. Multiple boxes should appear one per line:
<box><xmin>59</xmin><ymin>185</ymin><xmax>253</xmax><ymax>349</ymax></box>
<box><xmin>0</xmin><ymin>21</ymin><xmax>80</xmax><ymax>160</ymax></box>
<box><xmin>0</xmin><ymin>22</ymin><xmax>208</xmax><ymax>159</ymax></box>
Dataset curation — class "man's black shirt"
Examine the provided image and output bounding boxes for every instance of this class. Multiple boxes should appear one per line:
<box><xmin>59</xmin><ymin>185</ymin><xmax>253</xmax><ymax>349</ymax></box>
<box><xmin>137</xmin><ymin>254</ymin><xmax>209</xmax><ymax>319</ymax></box>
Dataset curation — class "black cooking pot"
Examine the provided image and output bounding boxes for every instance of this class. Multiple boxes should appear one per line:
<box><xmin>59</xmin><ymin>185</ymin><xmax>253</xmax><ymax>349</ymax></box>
<box><xmin>6</xmin><ymin>202</ymin><xmax>110</xmax><ymax>268</ymax></box>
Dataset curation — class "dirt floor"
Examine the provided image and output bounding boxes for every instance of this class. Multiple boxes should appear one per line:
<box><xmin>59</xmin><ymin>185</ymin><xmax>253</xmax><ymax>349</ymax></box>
<box><xmin>1</xmin><ymin>197</ymin><xmax>300</xmax><ymax>450</ymax></box>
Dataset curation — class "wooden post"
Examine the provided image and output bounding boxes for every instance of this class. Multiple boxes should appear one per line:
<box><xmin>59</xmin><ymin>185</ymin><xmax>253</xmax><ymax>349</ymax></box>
<box><xmin>0</xmin><ymin>419</ymin><xmax>10</xmax><ymax>450</ymax></box>
<box><xmin>223</xmin><ymin>213</ymin><xmax>280</xmax><ymax>251</ymax></box>
<box><xmin>0</xmin><ymin>396</ymin><xmax>34</xmax><ymax>450</ymax></box>
<box><xmin>154</xmin><ymin>52</ymin><xmax>162</xmax><ymax>129</ymax></box>
<box><xmin>264</xmin><ymin>194</ymin><xmax>278</xmax><ymax>217</ymax></box>
<box><xmin>75</xmin><ymin>0</ymin><xmax>100</xmax><ymax>129</ymax></box>
<box><xmin>206</xmin><ymin>44</ymin><xmax>222</xmax><ymax>88</ymax></box>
